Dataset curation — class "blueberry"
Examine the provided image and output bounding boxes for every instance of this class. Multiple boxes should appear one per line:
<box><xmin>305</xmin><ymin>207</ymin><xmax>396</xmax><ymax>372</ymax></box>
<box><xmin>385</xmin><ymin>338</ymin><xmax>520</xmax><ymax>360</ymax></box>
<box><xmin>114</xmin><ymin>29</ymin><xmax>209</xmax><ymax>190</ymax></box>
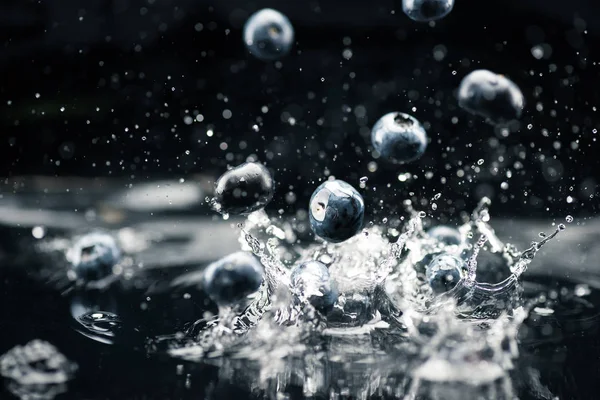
<box><xmin>414</xmin><ymin>251</ymin><xmax>442</xmax><ymax>273</ymax></box>
<box><xmin>291</xmin><ymin>261</ymin><xmax>338</xmax><ymax>310</ymax></box>
<box><xmin>244</xmin><ymin>9</ymin><xmax>294</xmax><ymax>61</ymax></box>
<box><xmin>458</xmin><ymin>69</ymin><xmax>524</xmax><ymax>124</ymax></box>
<box><xmin>371</xmin><ymin>112</ymin><xmax>428</xmax><ymax>164</ymax></box>
<box><xmin>426</xmin><ymin>254</ymin><xmax>463</xmax><ymax>294</ymax></box>
<box><xmin>402</xmin><ymin>0</ymin><xmax>454</xmax><ymax>22</ymax></box>
<box><xmin>202</xmin><ymin>252</ymin><xmax>264</xmax><ymax>305</ymax></box>
<box><xmin>309</xmin><ymin>180</ymin><xmax>365</xmax><ymax>243</ymax></box>
<box><xmin>427</xmin><ymin>225</ymin><xmax>462</xmax><ymax>246</ymax></box>
<box><xmin>69</xmin><ymin>232</ymin><xmax>121</xmax><ymax>281</ymax></box>
<box><xmin>213</xmin><ymin>162</ymin><xmax>274</xmax><ymax>215</ymax></box>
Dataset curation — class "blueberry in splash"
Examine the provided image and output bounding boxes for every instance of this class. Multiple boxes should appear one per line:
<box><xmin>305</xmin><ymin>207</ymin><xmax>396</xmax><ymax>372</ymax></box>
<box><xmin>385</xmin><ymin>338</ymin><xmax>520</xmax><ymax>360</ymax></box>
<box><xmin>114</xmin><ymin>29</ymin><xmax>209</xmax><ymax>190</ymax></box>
<box><xmin>427</xmin><ymin>225</ymin><xmax>462</xmax><ymax>246</ymax></box>
<box><xmin>244</xmin><ymin>8</ymin><xmax>295</xmax><ymax>61</ymax></box>
<box><xmin>426</xmin><ymin>253</ymin><xmax>463</xmax><ymax>294</ymax></box>
<box><xmin>69</xmin><ymin>232</ymin><xmax>121</xmax><ymax>281</ymax></box>
<box><xmin>371</xmin><ymin>112</ymin><xmax>428</xmax><ymax>164</ymax></box>
<box><xmin>458</xmin><ymin>69</ymin><xmax>524</xmax><ymax>124</ymax></box>
<box><xmin>309</xmin><ymin>180</ymin><xmax>365</xmax><ymax>243</ymax></box>
<box><xmin>213</xmin><ymin>162</ymin><xmax>274</xmax><ymax>215</ymax></box>
<box><xmin>402</xmin><ymin>0</ymin><xmax>454</xmax><ymax>22</ymax></box>
<box><xmin>291</xmin><ymin>261</ymin><xmax>338</xmax><ymax>311</ymax></box>
<box><xmin>202</xmin><ymin>252</ymin><xmax>264</xmax><ymax>305</ymax></box>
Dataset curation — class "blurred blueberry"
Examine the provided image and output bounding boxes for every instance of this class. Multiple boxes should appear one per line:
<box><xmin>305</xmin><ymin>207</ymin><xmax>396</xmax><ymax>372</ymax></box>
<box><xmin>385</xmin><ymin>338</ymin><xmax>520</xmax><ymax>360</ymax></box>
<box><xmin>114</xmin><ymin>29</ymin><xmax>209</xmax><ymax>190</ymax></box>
<box><xmin>213</xmin><ymin>162</ymin><xmax>274</xmax><ymax>215</ymax></box>
<box><xmin>202</xmin><ymin>252</ymin><xmax>264</xmax><ymax>305</ymax></box>
<box><xmin>402</xmin><ymin>0</ymin><xmax>454</xmax><ymax>22</ymax></box>
<box><xmin>458</xmin><ymin>69</ymin><xmax>524</xmax><ymax>124</ymax></box>
<box><xmin>291</xmin><ymin>261</ymin><xmax>338</xmax><ymax>310</ymax></box>
<box><xmin>69</xmin><ymin>232</ymin><xmax>121</xmax><ymax>281</ymax></box>
<box><xmin>426</xmin><ymin>254</ymin><xmax>463</xmax><ymax>294</ymax></box>
<box><xmin>427</xmin><ymin>225</ymin><xmax>462</xmax><ymax>246</ymax></box>
<box><xmin>309</xmin><ymin>180</ymin><xmax>364</xmax><ymax>243</ymax></box>
<box><xmin>244</xmin><ymin>9</ymin><xmax>294</xmax><ymax>61</ymax></box>
<box><xmin>371</xmin><ymin>112</ymin><xmax>427</xmax><ymax>164</ymax></box>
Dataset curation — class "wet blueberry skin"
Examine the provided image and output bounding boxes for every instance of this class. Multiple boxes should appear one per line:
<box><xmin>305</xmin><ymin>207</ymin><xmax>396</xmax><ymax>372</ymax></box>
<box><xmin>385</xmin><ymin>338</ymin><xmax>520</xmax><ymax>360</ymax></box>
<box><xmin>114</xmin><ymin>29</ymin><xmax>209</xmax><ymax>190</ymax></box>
<box><xmin>70</xmin><ymin>232</ymin><xmax>122</xmax><ymax>281</ymax></box>
<box><xmin>291</xmin><ymin>261</ymin><xmax>339</xmax><ymax>310</ymax></box>
<box><xmin>426</xmin><ymin>253</ymin><xmax>463</xmax><ymax>294</ymax></box>
<box><xmin>458</xmin><ymin>69</ymin><xmax>524</xmax><ymax>123</ymax></box>
<box><xmin>309</xmin><ymin>180</ymin><xmax>365</xmax><ymax>243</ymax></box>
<box><xmin>214</xmin><ymin>162</ymin><xmax>274</xmax><ymax>215</ymax></box>
<box><xmin>402</xmin><ymin>0</ymin><xmax>454</xmax><ymax>22</ymax></box>
<box><xmin>244</xmin><ymin>8</ymin><xmax>294</xmax><ymax>61</ymax></box>
<box><xmin>427</xmin><ymin>225</ymin><xmax>462</xmax><ymax>246</ymax></box>
<box><xmin>371</xmin><ymin>112</ymin><xmax>428</xmax><ymax>164</ymax></box>
<box><xmin>202</xmin><ymin>251</ymin><xmax>264</xmax><ymax>305</ymax></box>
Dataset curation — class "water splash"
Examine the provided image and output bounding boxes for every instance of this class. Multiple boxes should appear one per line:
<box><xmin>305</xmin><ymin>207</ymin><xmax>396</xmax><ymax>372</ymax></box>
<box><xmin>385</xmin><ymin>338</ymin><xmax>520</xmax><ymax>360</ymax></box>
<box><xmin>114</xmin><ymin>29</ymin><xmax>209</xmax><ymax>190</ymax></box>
<box><xmin>0</xmin><ymin>340</ymin><xmax>78</xmax><ymax>400</ymax></box>
<box><xmin>49</xmin><ymin>197</ymin><xmax>567</xmax><ymax>398</ymax></box>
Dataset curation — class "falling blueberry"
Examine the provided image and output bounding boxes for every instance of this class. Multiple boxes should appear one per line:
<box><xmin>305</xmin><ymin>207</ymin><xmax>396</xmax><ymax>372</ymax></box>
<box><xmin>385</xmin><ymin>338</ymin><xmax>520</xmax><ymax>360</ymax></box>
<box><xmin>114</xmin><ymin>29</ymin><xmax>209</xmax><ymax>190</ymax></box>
<box><xmin>371</xmin><ymin>112</ymin><xmax>428</xmax><ymax>164</ymax></box>
<box><xmin>458</xmin><ymin>69</ymin><xmax>524</xmax><ymax>124</ymax></box>
<box><xmin>213</xmin><ymin>162</ymin><xmax>274</xmax><ymax>215</ymax></box>
<box><xmin>309</xmin><ymin>180</ymin><xmax>365</xmax><ymax>243</ymax></box>
<box><xmin>291</xmin><ymin>261</ymin><xmax>339</xmax><ymax>310</ymax></box>
<box><xmin>427</xmin><ymin>225</ymin><xmax>462</xmax><ymax>246</ymax></box>
<box><xmin>68</xmin><ymin>232</ymin><xmax>121</xmax><ymax>281</ymax></box>
<box><xmin>202</xmin><ymin>252</ymin><xmax>264</xmax><ymax>305</ymax></box>
<box><xmin>402</xmin><ymin>0</ymin><xmax>454</xmax><ymax>22</ymax></box>
<box><xmin>426</xmin><ymin>254</ymin><xmax>463</xmax><ymax>294</ymax></box>
<box><xmin>244</xmin><ymin>8</ymin><xmax>294</xmax><ymax>61</ymax></box>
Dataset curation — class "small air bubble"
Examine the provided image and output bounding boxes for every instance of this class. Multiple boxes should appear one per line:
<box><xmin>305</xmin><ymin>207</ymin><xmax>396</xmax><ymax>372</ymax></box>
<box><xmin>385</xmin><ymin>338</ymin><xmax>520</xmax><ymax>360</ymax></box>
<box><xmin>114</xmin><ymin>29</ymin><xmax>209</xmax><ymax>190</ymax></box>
<box><xmin>558</xmin><ymin>223</ymin><xmax>566</xmax><ymax>231</ymax></box>
<box><xmin>565</xmin><ymin>215</ymin><xmax>573</xmax><ymax>223</ymax></box>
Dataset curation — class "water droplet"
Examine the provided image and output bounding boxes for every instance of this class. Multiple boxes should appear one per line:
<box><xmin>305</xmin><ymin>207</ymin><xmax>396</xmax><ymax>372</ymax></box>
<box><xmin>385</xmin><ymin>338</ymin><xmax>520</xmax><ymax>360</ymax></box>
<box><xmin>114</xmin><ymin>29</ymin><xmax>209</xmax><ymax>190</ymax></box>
<box><xmin>32</xmin><ymin>226</ymin><xmax>46</xmax><ymax>239</ymax></box>
<box><xmin>75</xmin><ymin>311</ymin><xmax>122</xmax><ymax>344</ymax></box>
<box><xmin>565</xmin><ymin>215</ymin><xmax>573</xmax><ymax>223</ymax></box>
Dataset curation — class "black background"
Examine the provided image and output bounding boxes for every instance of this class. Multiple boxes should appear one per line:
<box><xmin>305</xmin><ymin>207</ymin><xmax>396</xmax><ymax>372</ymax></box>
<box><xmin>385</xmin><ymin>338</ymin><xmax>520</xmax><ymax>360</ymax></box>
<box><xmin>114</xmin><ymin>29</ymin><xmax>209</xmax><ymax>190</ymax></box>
<box><xmin>1</xmin><ymin>1</ymin><xmax>600</xmax><ymax>399</ymax></box>
<box><xmin>1</xmin><ymin>0</ymin><xmax>599</xmax><ymax>220</ymax></box>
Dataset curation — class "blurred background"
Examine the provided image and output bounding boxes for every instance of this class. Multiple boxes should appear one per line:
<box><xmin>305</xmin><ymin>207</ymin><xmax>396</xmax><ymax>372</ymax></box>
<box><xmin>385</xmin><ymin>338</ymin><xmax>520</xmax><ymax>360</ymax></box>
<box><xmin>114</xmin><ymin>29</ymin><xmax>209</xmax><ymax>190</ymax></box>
<box><xmin>1</xmin><ymin>0</ymin><xmax>599</xmax><ymax>221</ymax></box>
<box><xmin>1</xmin><ymin>1</ymin><xmax>600</xmax><ymax>399</ymax></box>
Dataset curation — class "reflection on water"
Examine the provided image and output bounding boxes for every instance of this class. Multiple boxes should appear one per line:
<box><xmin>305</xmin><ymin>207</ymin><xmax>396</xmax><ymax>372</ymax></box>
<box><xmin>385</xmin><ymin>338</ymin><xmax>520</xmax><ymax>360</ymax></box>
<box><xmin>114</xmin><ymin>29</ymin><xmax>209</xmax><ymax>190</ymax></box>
<box><xmin>0</xmin><ymin>179</ymin><xmax>599</xmax><ymax>399</ymax></box>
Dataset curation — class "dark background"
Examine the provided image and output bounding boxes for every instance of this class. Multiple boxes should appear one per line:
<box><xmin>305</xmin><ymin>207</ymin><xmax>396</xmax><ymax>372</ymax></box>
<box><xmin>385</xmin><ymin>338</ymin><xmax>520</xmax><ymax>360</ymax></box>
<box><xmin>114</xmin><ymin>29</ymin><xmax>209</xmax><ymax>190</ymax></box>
<box><xmin>1</xmin><ymin>0</ymin><xmax>600</xmax><ymax>220</ymax></box>
<box><xmin>1</xmin><ymin>2</ymin><xmax>600</xmax><ymax>399</ymax></box>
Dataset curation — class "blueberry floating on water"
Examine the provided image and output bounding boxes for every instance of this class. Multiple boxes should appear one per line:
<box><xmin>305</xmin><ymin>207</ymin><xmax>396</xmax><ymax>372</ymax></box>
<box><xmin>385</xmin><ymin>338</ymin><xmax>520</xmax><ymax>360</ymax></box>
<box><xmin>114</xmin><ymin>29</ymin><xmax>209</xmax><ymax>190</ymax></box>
<box><xmin>458</xmin><ymin>69</ymin><xmax>524</xmax><ymax>124</ymax></box>
<box><xmin>428</xmin><ymin>225</ymin><xmax>462</xmax><ymax>246</ymax></box>
<box><xmin>291</xmin><ymin>261</ymin><xmax>339</xmax><ymax>311</ymax></box>
<box><xmin>426</xmin><ymin>253</ymin><xmax>463</xmax><ymax>294</ymax></box>
<box><xmin>402</xmin><ymin>0</ymin><xmax>454</xmax><ymax>22</ymax></box>
<box><xmin>244</xmin><ymin>8</ymin><xmax>294</xmax><ymax>61</ymax></box>
<box><xmin>213</xmin><ymin>162</ymin><xmax>274</xmax><ymax>215</ymax></box>
<box><xmin>371</xmin><ymin>112</ymin><xmax>428</xmax><ymax>164</ymax></box>
<box><xmin>309</xmin><ymin>180</ymin><xmax>365</xmax><ymax>243</ymax></box>
<box><xmin>202</xmin><ymin>252</ymin><xmax>264</xmax><ymax>305</ymax></box>
<box><xmin>68</xmin><ymin>232</ymin><xmax>121</xmax><ymax>281</ymax></box>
